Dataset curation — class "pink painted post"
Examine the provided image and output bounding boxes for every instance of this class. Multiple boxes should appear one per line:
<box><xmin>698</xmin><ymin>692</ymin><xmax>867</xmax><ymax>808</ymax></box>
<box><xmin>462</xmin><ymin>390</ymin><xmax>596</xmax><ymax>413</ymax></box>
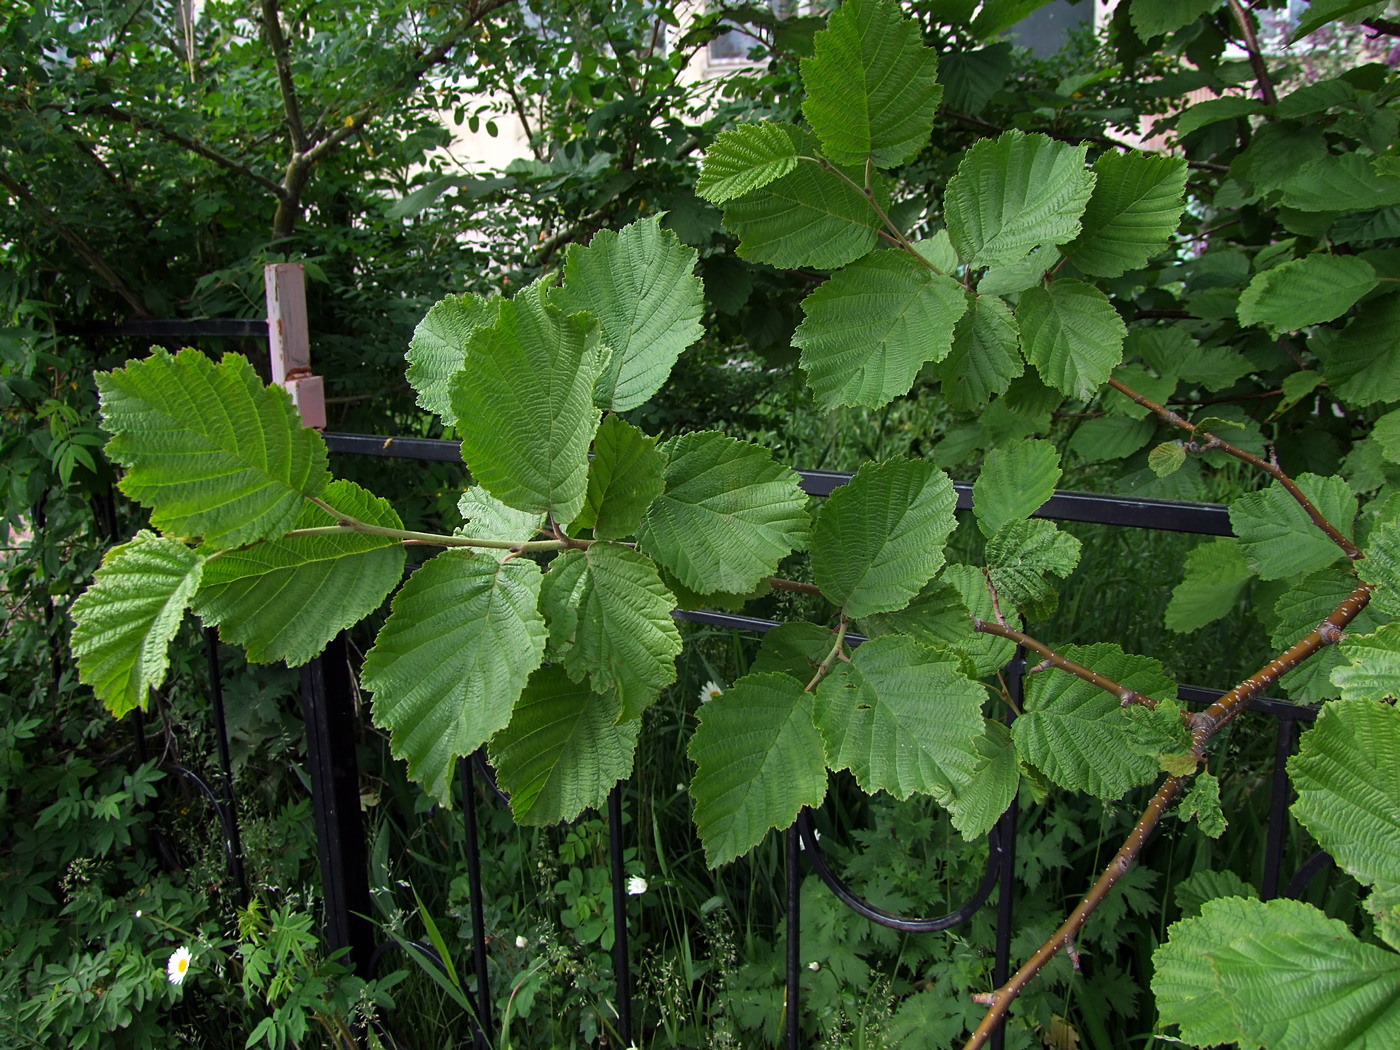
<box><xmin>265</xmin><ymin>262</ymin><xmax>327</xmax><ymax>429</ymax></box>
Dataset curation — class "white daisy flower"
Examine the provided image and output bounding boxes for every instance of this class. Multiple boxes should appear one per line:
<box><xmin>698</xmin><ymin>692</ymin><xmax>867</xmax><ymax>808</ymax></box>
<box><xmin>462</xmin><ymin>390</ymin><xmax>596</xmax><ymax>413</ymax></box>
<box><xmin>698</xmin><ymin>680</ymin><xmax>724</xmax><ymax>704</ymax></box>
<box><xmin>167</xmin><ymin>946</ymin><xmax>192</xmax><ymax>986</ymax></box>
<box><xmin>626</xmin><ymin>875</ymin><xmax>648</xmax><ymax>896</ymax></box>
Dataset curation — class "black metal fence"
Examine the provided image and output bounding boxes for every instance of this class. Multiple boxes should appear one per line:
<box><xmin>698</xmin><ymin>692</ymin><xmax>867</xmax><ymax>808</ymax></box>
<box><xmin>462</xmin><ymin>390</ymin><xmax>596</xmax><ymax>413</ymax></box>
<box><xmin>72</xmin><ymin>317</ymin><xmax>1334</xmax><ymax>1049</ymax></box>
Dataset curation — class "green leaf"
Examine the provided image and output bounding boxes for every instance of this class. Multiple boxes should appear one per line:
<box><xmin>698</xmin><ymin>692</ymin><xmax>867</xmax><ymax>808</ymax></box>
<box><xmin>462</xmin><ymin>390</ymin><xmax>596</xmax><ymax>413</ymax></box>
<box><xmin>193</xmin><ymin>481</ymin><xmax>405</xmax><ymax>666</ymax></box>
<box><xmin>750</xmin><ymin>621</ymin><xmax>833</xmax><ymax>682</ymax></box>
<box><xmin>1153</xmin><ymin>896</ymin><xmax>1400</xmax><ymax>1050</ymax></box>
<box><xmin>1068</xmin><ymin>416</ymin><xmax>1155</xmax><ymax>464</ymax></box>
<box><xmin>1128</xmin><ymin>326</ymin><xmax>1253</xmax><ymax>393</ymax></box>
<box><xmin>984</xmin><ymin>518</ymin><xmax>1082</xmax><ymax>608</ymax></box>
<box><xmin>69</xmin><ymin>531</ymin><xmax>204</xmax><ymax>717</ymax></box>
<box><xmin>973</xmin><ymin>438</ymin><xmax>1060</xmax><ymax>538</ymax></box>
<box><xmin>1229</xmin><ymin>473</ymin><xmax>1356</xmax><ymax>581</ymax></box>
<box><xmin>936</xmin><ymin>293</ymin><xmax>1023</xmax><ymax>411</ymax></box>
<box><xmin>572</xmin><ymin>416</ymin><xmax>665</xmax><ymax>540</ymax></box>
<box><xmin>722</xmin><ymin>130</ymin><xmax>884</xmax><ymax>269</ymax></box>
<box><xmin>1291</xmin><ymin>0</ymin><xmax>1389</xmax><ymax>40</ymax></box>
<box><xmin>1011</xmin><ymin>643</ymin><xmax>1177</xmax><ymax>797</ymax></box>
<box><xmin>1165</xmin><ymin>538</ymin><xmax>1251</xmax><ymax>633</ymax></box>
<box><xmin>1174</xmin><ymin>95</ymin><xmax>1264</xmax><ymax>137</ymax></box>
<box><xmin>450</xmin><ymin>281</ymin><xmax>604</xmax><ymax>525</ymax></box>
<box><xmin>1179</xmin><ymin>770</ymin><xmax>1227</xmax><ymax>838</ymax></box>
<box><xmin>1374</xmin><ymin>410</ymin><xmax>1400</xmax><ymax>464</ymax></box>
<box><xmin>689</xmin><ymin>672</ymin><xmax>828</xmax><ymax>866</ymax></box>
<box><xmin>946</xmin><ymin>720</ymin><xmax>1019</xmax><ymax>838</ymax></box>
<box><xmin>858</xmin><ymin>576</ymin><xmax>981</xmax><ymax>665</ymax></box>
<box><xmin>1291</xmin><ymin>698</ymin><xmax>1400</xmax><ymax>949</ymax></box>
<box><xmin>810</xmin><ymin>458</ymin><xmax>957</xmax><ymax>619</ymax></box>
<box><xmin>361</xmin><ymin>551</ymin><xmax>547</xmax><ymax>805</ymax></box>
<box><xmin>556</xmin><ymin>217</ymin><xmax>704</xmax><ymax>413</ymax></box>
<box><xmin>1016</xmin><ymin>280</ymin><xmax>1127</xmax><ymax>400</ymax></box>
<box><xmin>457</xmin><ymin>487</ymin><xmax>545</xmax><ymax>560</ymax></box>
<box><xmin>1281</xmin><ymin>153</ymin><xmax>1400</xmax><ymax>212</ymax></box>
<box><xmin>1330</xmin><ymin>625</ymin><xmax>1400</xmax><ymax>703</ymax></box>
<box><xmin>794</xmin><ymin>249</ymin><xmax>967</xmax><ymax>409</ymax></box>
<box><xmin>406</xmin><ymin>292</ymin><xmax>500</xmax><ymax>425</ymax></box>
<box><xmin>637</xmin><ymin>431</ymin><xmax>810</xmax><ymax>595</ymax></box>
<box><xmin>970</xmin><ymin>0</ymin><xmax>1057</xmax><ymax>37</ymax></box>
<box><xmin>564</xmin><ymin>543</ymin><xmax>682</xmax><ymax>722</ymax></box>
<box><xmin>1362</xmin><ymin>517</ymin><xmax>1400</xmax><ymax>618</ymax></box>
<box><xmin>1148</xmin><ymin>441</ymin><xmax>1186</xmax><ymax>477</ymax></box>
<box><xmin>1314</xmin><ymin>291</ymin><xmax>1400</xmax><ymax>407</ymax></box>
<box><xmin>489</xmin><ymin>665</ymin><xmax>640</xmax><ymax>825</ymax></box>
<box><xmin>97</xmin><ymin>349</ymin><xmax>329</xmax><ymax>547</ymax></box>
<box><xmin>697</xmin><ymin>123</ymin><xmax>801</xmax><ymax>203</ymax></box>
<box><xmin>1174</xmin><ymin>869</ymin><xmax>1257</xmax><ymax>919</ymax></box>
<box><xmin>814</xmin><ymin>636</ymin><xmax>984</xmax><ymax>801</ymax></box>
<box><xmin>1064</xmin><ymin>151</ymin><xmax>1187</xmax><ymax>278</ymax></box>
<box><xmin>945</xmin><ymin>131</ymin><xmax>1095</xmax><ymax>269</ymax></box>
<box><xmin>1270</xmin><ymin>568</ymin><xmax>1383</xmax><ymax>703</ymax></box>
<box><xmin>800</xmin><ymin>0</ymin><xmax>942</xmax><ymax>168</ymax></box>
<box><xmin>1130</xmin><ymin>0</ymin><xmax>1222</xmax><ymax>41</ymax></box>
<box><xmin>1238</xmin><ymin>255</ymin><xmax>1378</xmax><ymax>333</ymax></box>
<box><xmin>539</xmin><ymin>549</ymin><xmax>589</xmax><ymax>658</ymax></box>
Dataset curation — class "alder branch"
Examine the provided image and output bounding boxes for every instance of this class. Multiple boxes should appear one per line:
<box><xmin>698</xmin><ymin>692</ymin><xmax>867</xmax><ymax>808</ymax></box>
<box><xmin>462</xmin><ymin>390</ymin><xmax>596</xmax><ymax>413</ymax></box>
<box><xmin>972</xmin><ymin>619</ymin><xmax>1158</xmax><ymax>707</ymax></box>
<box><xmin>260</xmin><ymin>0</ymin><xmax>310</xmax><ymax>154</ymax></box>
<box><xmin>1364</xmin><ymin>18</ymin><xmax>1400</xmax><ymax>37</ymax></box>
<box><xmin>1226</xmin><ymin>0</ymin><xmax>1280</xmax><ymax>107</ymax></box>
<box><xmin>962</xmin><ymin>580</ymin><xmax>1374</xmax><ymax>1049</ymax></box>
<box><xmin>1108</xmin><ymin>377</ymin><xmax>1361</xmax><ymax>560</ymax></box>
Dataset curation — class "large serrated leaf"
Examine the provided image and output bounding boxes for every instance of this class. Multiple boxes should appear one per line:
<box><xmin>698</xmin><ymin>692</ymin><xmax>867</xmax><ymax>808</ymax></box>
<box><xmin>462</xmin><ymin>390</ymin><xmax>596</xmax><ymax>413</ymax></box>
<box><xmin>810</xmin><ymin>458</ymin><xmax>957</xmax><ymax>619</ymax></box>
<box><xmin>457</xmin><ymin>487</ymin><xmax>546</xmax><ymax>561</ymax></box>
<box><xmin>1129</xmin><ymin>0</ymin><xmax>1222</xmax><ymax>41</ymax></box>
<box><xmin>947</xmin><ymin>720</ymin><xmax>1019</xmax><ymax>838</ymax></box>
<box><xmin>722</xmin><ymin>130</ymin><xmax>884</xmax><ymax>270</ymax></box>
<box><xmin>813</xmin><ymin>635</ymin><xmax>984</xmax><ymax>801</ymax></box>
<box><xmin>97</xmin><ymin>349</ymin><xmax>329</xmax><ymax>547</ymax></box>
<box><xmin>794</xmin><ymin>249</ymin><xmax>966</xmax><ymax>409</ymax></box>
<box><xmin>572</xmin><ymin>416</ymin><xmax>665</xmax><ymax>540</ymax></box>
<box><xmin>937</xmin><ymin>564</ymin><xmax>1019</xmax><ymax>676</ymax></box>
<box><xmin>70</xmin><ymin>531</ymin><xmax>204</xmax><ymax>718</ymax></box>
<box><xmin>1016</xmin><ymin>280</ymin><xmax>1127</xmax><ymax>401</ymax></box>
<box><xmin>945</xmin><ymin>130</ymin><xmax>1095</xmax><ymax>269</ymax></box>
<box><xmin>193</xmin><ymin>480</ymin><xmax>405</xmax><ymax>666</ymax></box>
<box><xmin>984</xmin><ymin>518</ymin><xmax>1081</xmax><ymax>608</ymax></box>
<box><xmin>1361</xmin><ymin>518</ymin><xmax>1400</xmax><ymax>618</ymax></box>
<box><xmin>689</xmin><ymin>672</ymin><xmax>828</xmax><ymax>866</ymax></box>
<box><xmin>973</xmin><ymin>439</ymin><xmax>1060</xmax><ymax>538</ymax></box>
<box><xmin>936</xmin><ymin>293</ymin><xmax>1023</xmax><ymax>410</ymax></box>
<box><xmin>1270</xmin><ymin>568</ymin><xmax>1383</xmax><ymax>703</ymax></box>
<box><xmin>1229</xmin><ymin>473</ymin><xmax>1356</xmax><ymax>581</ymax></box>
<box><xmin>565</xmin><ymin>543</ymin><xmax>682</xmax><ymax>722</ymax></box>
<box><xmin>1064</xmin><ymin>151</ymin><xmax>1187</xmax><ymax>278</ymax></box>
<box><xmin>1011</xmin><ymin>642</ymin><xmax>1177</xmax><ymax>797</ymax></box>
<box><xmin>406</xmin><ymin>292</ymin><xmax>500</xmax><ymax>425</ymax></box>
<box><xmin>800</xmin><ymin>0</ymin><xmax>942</xmax><ymax>168</ymax></box>
<box><xmin>1165</xmin><ymin>537</ymin><xmax>1251</xmax><ymax>634</ymax></box>
<box><xmin>1291</xmin><ymin>698</ymin><xmax>1400</xmax><ymax>949</ymax></box>
<box><xmin>697</xmin><ymin>122</ymin><xmax>801</xmax><ymax>203</ymax></box>
<box><xmin>539</xmin><ymin>549</ymin><xmax>588</xmax><ymax>659</ymax></box>
<box><xmin>450</xmin><ymin>282</ymin><xmax>604</xmax><ymax>525</ymax></box>
<box><xmin>1314</xmin><ymin>292</ymin><xmax>1400</xmax><ymax>407</ymax></box>
<box><xmin>1238</xmin><ymin>255</ymin><xmax>1378</xmax><ymax>334</ymax></box>
<box><xmin>361</xmin><ymin>551</ymin><xmax>547</xmax><ymax>805</ymax></box>
<box><xmin>488</xmin><ymin>665</ymin><xmax>640</xmax><ymax>826</ymax></box>
<box><xmin>1153</xmin><ymin>896</ymin><xmax>1400</xmax><ymax>1050</ymax></box>
<box><xmin>556</xmin><ymin>217</ymin><xmax>703</xmax><ymax>413</ymax></box>
<box><xmin>637</xmin><ymin>431</ymin><xmax>810</xmax><ymax>596</ymax></box>
<box><xmin>1281</xmin><ymin>152</ymin><xmax>1400</xmax><ymax>212</ymax></box>
<box><xmin>1330</xmin><ymin>626</ymin><xmax>1400</xmax><ymax>704</ymax></box>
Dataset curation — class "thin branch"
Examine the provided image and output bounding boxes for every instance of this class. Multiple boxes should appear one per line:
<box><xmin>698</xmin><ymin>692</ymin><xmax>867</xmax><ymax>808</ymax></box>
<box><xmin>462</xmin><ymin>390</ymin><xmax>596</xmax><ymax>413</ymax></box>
<box><xmin>1226</xmin><ymin>0</ymin><xmax>1279</xmax><ymax>107</ymax></box>
<box><xmin>1108</xmin><ymin>377</ymin><xmax>1361</xmax><ymax>560</ymax></box>
<box><xmin>962</xmin><ymin>580</ymin><xmax>1374</xmax><ymax>1049</ymax></box>
<box><xmin>803</xmin><ymin>617</ymin><xmax>850</xmax><ymax>693</ymax></box>
<box><xmin>1363</xmin><ymin>17</ymin><xmax>1400</xmax><ymax>37</ymax></box>
<box><xmin>260</xmin><ymin>0</ymin><xmax>310</xmax><ymax>154</ymax></box>
<box><xmin>0</xmin><ymin>164</ymin><xmax>151</xmax><ymax>317</ymax></box>
<box><xmin>768</xmin><ymin>577</ymin><xmax>824</xmax><ymax>596</ymax></box>
<box><xmin>972</xmin><ymin>619</ymin><xmax>1158</xmax><ymax>707</ymax></box>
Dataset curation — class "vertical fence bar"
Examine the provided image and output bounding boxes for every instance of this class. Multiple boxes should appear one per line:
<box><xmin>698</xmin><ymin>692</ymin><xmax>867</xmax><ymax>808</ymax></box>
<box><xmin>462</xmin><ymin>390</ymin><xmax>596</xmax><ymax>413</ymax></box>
<box><xmin>1261</xmin><ymin>717</ymin><xmax>1300</xmax><ymax>900</ymax></box>
<box><xmin>459</xmin><ymin>755</ymin><xmax>493</xmax><ymax>1049</ymax></box>
<box><xmin>607</xmin><ymin>786</ymin><xmax>634</xmax><ymax>1046</ymax></box>
<box><xmin>204</xmin><ymin>627</ymin><xmax>249</xmax><ymax>907</ymax></box>
<box><xmin>785</xmin><ymin>823</ymin><xmax>801</xmax><ymax>1050</ymax></box>
<box><xmin>300</xmin><ymin>633</ymin><xmax>374</xmax><ymax>976</ymax></box>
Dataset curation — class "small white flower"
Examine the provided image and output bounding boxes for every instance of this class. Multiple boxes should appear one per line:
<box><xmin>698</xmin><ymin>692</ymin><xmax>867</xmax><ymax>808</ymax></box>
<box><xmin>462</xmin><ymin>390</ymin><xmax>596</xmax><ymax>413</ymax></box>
<box><xmin>134</xmin><ymin>910</ymin><xmax>142</xmax><ymax>919</ymax></box>
<box><xmin>167</xmin><ymin>946</ymin><xmax>192</xmax><ymax>986</ymax></box>
<box><xmin>626</xmin><ymin>875</ymin><xmax>648</xmax><ymax>896</ymax></box>
<box><xmin>698</xmin><ymin>680</ymin><xmax>724</xmax><ymax>704</ymax></box>
<box><xmin>515</xmin><ymin>935</ymin><xmax>528</xmax><ymax>949</ymax></box>
<box><xmin>808</xmin><ymin>960</ymin><xmax>820</xmax><ymax>971</ymax></box>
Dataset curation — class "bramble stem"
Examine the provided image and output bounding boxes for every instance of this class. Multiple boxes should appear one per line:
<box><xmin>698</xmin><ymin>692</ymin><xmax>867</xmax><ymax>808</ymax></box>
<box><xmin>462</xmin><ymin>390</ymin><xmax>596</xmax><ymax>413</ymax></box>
<box><xmin>1108</xmin><ymin>378</ymin><xmax>1361</xmax><ymax>560</ymax></box>
<box><xmin>972</xmin><ymin>619</ymin><xmax>1158</xmax><ymax>707</ymax></box>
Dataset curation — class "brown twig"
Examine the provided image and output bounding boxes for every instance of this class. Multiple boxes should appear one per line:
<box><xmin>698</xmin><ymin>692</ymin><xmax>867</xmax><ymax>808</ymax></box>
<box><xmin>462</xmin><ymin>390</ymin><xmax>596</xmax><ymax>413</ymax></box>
<box><xmin>1226</xmin><ymin>0</ymin><xmax>1280</xmax><ymax>107</ymax></box>
<box><xmin>1108</xmin><ymin>377</ymin><xmax>1360</xmax><ymax>560</ymax></box>
<box><xmin>972</xmin><ymin>619</ymin><xmax>1159</xmax><ymax>707</ymax></box>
